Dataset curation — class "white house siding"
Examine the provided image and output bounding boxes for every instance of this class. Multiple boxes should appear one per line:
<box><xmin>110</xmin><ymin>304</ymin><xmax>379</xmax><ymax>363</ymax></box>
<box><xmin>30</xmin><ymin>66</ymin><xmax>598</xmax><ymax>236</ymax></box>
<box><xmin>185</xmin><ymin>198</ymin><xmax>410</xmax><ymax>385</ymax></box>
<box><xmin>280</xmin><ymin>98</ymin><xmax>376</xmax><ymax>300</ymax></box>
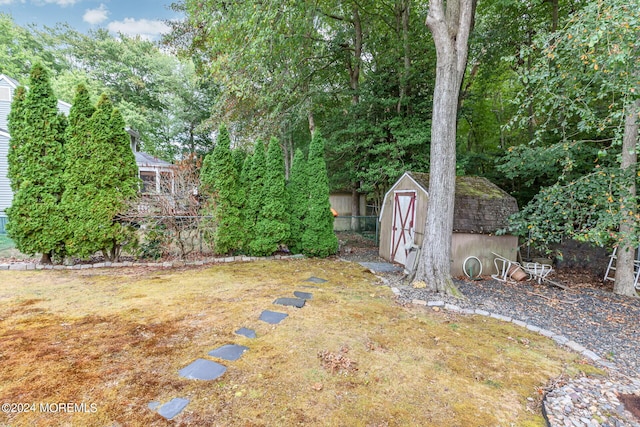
<box><xmin>0</xmin><ymin>131</ymin><xmax>10</xmax><ymax>232</ymax></box>
<box><xmin>0</xmin><ymin>76</ymin><xmax>17</xmax><ymax>130</ymax></box>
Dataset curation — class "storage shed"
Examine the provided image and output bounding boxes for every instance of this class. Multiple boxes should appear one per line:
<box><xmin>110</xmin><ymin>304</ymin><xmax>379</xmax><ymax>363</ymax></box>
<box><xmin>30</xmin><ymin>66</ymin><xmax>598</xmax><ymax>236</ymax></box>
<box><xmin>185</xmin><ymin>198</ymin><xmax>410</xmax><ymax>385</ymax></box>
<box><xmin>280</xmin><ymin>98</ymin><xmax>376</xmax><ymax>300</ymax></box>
<box><xmin>379</xmin><ymin>172</ymin><xmax>519</xmax><ymax>276</ymax></box>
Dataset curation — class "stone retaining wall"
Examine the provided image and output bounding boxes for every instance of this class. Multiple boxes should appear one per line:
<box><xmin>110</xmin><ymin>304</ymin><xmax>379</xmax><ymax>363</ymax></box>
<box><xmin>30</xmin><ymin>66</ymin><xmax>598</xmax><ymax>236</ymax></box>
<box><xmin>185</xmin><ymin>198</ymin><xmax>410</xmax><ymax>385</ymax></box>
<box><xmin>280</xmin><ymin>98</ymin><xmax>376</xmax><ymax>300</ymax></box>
<box><xmin>0</xmin><ymin>254</ymin><xmax>305</xmax><ymax>271</ymax></box>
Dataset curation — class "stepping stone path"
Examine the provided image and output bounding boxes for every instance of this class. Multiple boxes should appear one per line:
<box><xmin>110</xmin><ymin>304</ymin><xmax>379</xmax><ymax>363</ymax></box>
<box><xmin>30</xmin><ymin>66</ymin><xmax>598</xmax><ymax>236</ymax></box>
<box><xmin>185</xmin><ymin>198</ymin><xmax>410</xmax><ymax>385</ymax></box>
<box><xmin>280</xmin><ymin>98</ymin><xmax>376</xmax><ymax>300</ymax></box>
<box><xmin>293</xmin><ymin>291</ymin><xmax>313</xmax><ymax>300</ymax></box>
<box><xmin>178</xmin><ymin>358</ymin><xmax>227</xmax><ymax>380</ymax></box>
<box><xmin>208</xmin><ymin>344</ymin><xmax>249</xmax><ymax>361</ymax></box>
<box><xmin>154</xmin><ymin>398</ymin><xmax>190</xmax><ymax>420</ymax></box>
<box><xmin>305</xmin><ymin>276</ymin><xmax>327</xmax><ymax>284</ymax></box>
<box><xmin>259</xmin><ymin>309</ymin><xmax>289</xmax><ymax>324</ymax></box>
<box><xmin>149</xmin><ymin>278</ymin><xmax>322</xmax><ymax>420</ymax></box>
<box><xmin>358</xmin><ymin>261</ymin><xmax>403</xmax><ymax>273</ymax></box>
<box><xmin>273</xmin><ymin>297</ymin><xmax>306</xmax><ymax>308</ymax></box>
<box><xmin>235</xmin><ymin>327</ymin><xmax>257</xmax><ymax>339</ymax></box>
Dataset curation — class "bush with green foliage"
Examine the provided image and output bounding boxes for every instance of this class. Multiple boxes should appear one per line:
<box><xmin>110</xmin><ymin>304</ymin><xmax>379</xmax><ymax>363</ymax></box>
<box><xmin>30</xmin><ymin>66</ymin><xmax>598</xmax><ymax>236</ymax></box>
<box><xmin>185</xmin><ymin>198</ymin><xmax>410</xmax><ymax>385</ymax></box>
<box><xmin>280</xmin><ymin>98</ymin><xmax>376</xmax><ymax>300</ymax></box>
<box><xmin>287</xmin><ymin>148</ymin><xmax>307</xmax><ymax>254</ymax></box>
<box><xmin>6</xmin><ymin>63</ymin><xmax>67</xmax><ymax>263</ymax></box>
<box><xmin>61</xmin><ymin>94</ymin><xmax>139</xmax><ymax>260</ymax></box>
<box><xmin>302</xmin><ymin>131</ymin><xmax>338</xmax><ymax>257</ymax></box>
<box><xmin>61</xmin><ymin>84</ymin><xmax>95</xmax><ymax>256</ymax></box>
<box><xmin>243</xmin><ymin>139</ymin><xmax>266</xmax><ymax>247</ymax></box>
<box><xmin>250</xmin><ymin>138</ymin><xmax>290</xmax><ymax>256</ymax></box>
<box><xmin>200</xmin><ymin>124</ymin><xmax>244</xmax><ymax>255</ymax></box>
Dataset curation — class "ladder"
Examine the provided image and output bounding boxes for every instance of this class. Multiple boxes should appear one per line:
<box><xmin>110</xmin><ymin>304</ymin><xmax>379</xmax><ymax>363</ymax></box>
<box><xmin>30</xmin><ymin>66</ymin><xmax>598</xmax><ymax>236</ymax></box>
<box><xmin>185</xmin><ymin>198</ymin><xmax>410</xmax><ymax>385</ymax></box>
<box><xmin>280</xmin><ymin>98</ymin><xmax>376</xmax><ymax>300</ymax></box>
<box><xmin>603</xmin><ymin>246</ymin><xmax>640</xmax><ymax>290</ymax></box>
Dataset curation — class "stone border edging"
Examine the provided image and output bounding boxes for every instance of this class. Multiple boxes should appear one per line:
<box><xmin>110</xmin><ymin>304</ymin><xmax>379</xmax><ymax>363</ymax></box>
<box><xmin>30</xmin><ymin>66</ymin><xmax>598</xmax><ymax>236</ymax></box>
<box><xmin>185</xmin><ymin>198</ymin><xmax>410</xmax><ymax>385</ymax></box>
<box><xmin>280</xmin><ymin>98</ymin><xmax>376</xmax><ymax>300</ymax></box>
<box><xmin>0</xmin><ymin>254</ymin><xmax>306</xmax><ymax>271</ymax></box>
<box><xmin>390</xmin><ymin>286</ymin><xmax>617</xmax><ymax>371</ymax></box>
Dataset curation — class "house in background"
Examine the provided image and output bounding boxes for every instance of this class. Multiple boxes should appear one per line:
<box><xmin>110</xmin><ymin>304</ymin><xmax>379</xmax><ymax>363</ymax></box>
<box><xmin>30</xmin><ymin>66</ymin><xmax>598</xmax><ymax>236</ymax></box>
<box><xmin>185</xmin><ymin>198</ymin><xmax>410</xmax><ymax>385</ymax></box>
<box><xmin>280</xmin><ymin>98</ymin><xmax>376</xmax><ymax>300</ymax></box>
<box><xmin>127</xmin><ymin>129</ymin><xmax>174</xmax><ymax>194</ymax></box>
<box><xmin>378</xmin><ymin>171</ymin><xmax>519</xmax><ymax>276</ymax></box>
<box><xmin>0</xmin><ymin>74</ymin><xmax>174</xmax><ymax>234</ymax></box>
<box><xmin>0</xmin><ymin>74</ymin><xmax>71</xmax><ymax>233</ymax></box>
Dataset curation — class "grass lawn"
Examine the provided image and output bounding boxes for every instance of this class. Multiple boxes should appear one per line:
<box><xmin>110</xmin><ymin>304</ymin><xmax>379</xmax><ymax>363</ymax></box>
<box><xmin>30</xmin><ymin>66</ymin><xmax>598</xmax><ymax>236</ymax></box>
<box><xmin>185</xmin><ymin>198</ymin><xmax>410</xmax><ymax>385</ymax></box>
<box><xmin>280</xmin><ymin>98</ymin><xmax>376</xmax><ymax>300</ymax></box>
<box><xmin>0</xmin><ymin>259</ymin><xmax>596</xmax><ymax>426</ymax></box>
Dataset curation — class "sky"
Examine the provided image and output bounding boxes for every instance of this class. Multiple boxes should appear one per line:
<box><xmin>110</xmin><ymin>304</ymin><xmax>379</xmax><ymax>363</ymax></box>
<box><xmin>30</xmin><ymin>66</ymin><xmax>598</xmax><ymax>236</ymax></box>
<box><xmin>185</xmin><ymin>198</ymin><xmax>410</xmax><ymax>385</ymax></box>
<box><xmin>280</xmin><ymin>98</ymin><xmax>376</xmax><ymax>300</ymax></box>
<box><xmin>0</xmin><ymin>0</ymin><xmax>181</xmax><ymax>40</ymax></box>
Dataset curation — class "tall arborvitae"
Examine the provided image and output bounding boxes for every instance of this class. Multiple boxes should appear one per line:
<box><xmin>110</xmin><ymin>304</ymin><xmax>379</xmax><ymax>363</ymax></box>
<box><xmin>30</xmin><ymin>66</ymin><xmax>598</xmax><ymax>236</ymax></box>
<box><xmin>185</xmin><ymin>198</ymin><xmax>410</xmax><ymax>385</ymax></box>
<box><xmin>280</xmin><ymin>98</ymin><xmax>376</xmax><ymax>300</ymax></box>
<box><xmin>63</xmin><ymin>94</ymin><xmax>138</xmax><ymax>260</ymax></box>
<box><xmin>6</xmin><ymin>86</ymin><xmax>27</xmax><ymax>191</ymax></box>
<box><xmin>232</xmin><ymin>148</ymin><xmax>246</xmax><ymax>177</ymax></box>
<box><xmin>200</xmin><ymin>123</ymin><xmax>244</xmax><ymax>254</ymax></box>
<box><xmin>243</xmin><ymin>139</ymin><xmax>266</xmax><ymax>246</ymax></box>
<box><xmin>287</xmin><ymin>148</ymin><xmax>308</xmax><ymax>254</ymax></box>
<box><xmin>61</xmin><ymin>84</ymin><xmax>95</xmax><ymax>256</ymax></box>
<box><xmin>302</xmin><ymin>131</ymin><xmax>338</xmax><ymax>257</ymax></box>
<box><xmin>6</xmin><ymin>63</ymin><xmax>67</xmax><ymax>263</ymax></box>
<box><xmin>250</xmin><ymin>137</ymin><xmax>291</xmax><ymax>256</ymax></box>
<box><xmin>103</xmin><ymin>107</ymin><xmax>140</xmax><ymax>260</ymax></box>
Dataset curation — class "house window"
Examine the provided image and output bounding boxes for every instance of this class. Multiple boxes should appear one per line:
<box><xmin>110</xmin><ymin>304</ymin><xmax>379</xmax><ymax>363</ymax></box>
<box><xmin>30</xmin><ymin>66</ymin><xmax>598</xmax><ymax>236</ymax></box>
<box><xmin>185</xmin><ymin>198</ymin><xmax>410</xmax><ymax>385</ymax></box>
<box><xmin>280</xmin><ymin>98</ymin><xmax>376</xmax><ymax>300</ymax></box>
<box><xmin>0</xmin><ymin>87</ymin><xmax>11</xmax><ymax>101</ymax></box>
<box><xmin>140</xmin><ymin>171</ymin><xmax>156</xmax><ymax>193</ymax></box>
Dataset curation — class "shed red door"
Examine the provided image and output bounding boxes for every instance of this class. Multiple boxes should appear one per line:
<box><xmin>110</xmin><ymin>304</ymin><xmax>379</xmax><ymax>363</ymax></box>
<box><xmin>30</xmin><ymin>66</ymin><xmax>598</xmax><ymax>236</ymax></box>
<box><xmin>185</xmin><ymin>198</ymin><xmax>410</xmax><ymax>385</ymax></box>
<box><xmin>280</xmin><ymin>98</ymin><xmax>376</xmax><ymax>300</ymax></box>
<box><xmin>391</xmin><ymin>191</ymin><xmax>416</xmax><ymax>265</ymax></box>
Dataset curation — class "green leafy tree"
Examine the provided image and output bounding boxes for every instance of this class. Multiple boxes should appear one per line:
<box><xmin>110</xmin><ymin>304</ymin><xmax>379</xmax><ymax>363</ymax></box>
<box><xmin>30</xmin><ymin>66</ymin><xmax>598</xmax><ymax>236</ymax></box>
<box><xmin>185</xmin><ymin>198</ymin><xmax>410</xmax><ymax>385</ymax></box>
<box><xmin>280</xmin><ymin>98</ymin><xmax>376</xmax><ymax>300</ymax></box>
<box><xmin>243</xmin><ymin>139</ymin><xmax>267</xmax><ymax>248</ymax></box>
<box><xmin>287</xmin><ymin>148</ymin><xmax>308</xmax><ymax>254</ymax></box>
<box><xmin>62</xmin><ymin>94</ymin><xmax>138</xmax><ymax>260</ymax></box>
<box><xmin>201</xmin><ymin>124</ymin><xmax>244</xmax><ymax>254</ymax></box>
<box><xmin>6</xmin><ymin>63</ymin><xmax>67</xmax><ymax>263</ymax></box>
<box><xmin>39</xmin><ymin>25</ymin><xmax>217</xmax><ymax>159</ymax></box>
<box><xmin>250</xmin><ymin>138</ymin><xmax>291</xmax><ymax>256</ymax></box>
<box><xmin>0</xmin><ymin>14</ymin><xmax>66</xmax><ymax>81</ymax></box>
<box><xmin>302</xmin><ymin>131</ymin><xmax>338</xmax><ymax>257</ymax></box>
<box><xmin>412</xmin><ymin>0</ymin><xmax>476</xmax><ymax>295</ymax></box>
<box><xmin>505</xmin><ymin>1</ymin><xmax>639</xmax><ymax>296</ymax></box>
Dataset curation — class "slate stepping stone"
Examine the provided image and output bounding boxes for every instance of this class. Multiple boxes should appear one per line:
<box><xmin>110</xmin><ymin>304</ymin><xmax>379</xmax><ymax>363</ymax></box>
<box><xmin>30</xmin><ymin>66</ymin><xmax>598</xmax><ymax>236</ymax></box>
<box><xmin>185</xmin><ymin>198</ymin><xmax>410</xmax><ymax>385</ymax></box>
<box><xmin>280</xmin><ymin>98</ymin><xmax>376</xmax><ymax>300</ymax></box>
<box><xmin>259</xmin><ymin>310</ymin><xmax>288</xmax><ymax>324</ymax></box>
<box><xmin>305</xmin><ymin>276</ymin><xmax>327</xmax><ymax>284</ymax></box>
<box><xmin>208</xmin><ymin>344</ymin><xmax>249</xmax><ymax>361</ymax></box>
<box><xmin>157</xmin><ymin>397</ymin><xmax>190</xmax><ymax>420</ymax></box>
<box><xmin>274</xmin><ymin>297</ymin><xmax>306</xmax><ymax>308</ymax></box>
<box><xmin>235</xmin><ymin>327</ymin><xmax>257</xmax><ymax>339</ymax></box>
<box><xmin>179</xmin><ymin>358</ymin><xmax>226</xmax><ymax>380</ymax></box>
<box><xmin>293</xmin><ymin>291</ymin><xmax>313</xmax><ymax>300</ymax></box>
<box><xmin>358</xmin><ymin>261</ymin><xmax>403</xmax><ymax>273</ymax></box>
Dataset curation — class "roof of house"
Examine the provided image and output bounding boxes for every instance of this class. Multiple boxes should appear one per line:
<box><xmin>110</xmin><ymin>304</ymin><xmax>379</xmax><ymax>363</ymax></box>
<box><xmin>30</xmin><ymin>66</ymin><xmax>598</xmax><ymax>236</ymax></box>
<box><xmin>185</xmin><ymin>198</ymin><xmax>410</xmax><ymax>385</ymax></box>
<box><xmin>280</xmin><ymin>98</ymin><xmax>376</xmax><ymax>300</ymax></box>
<box><xmin>135</xmin><ymin>151</ymin><xmax>174</xmax><ymax>168</ymax></box>
<box><xmin>0</xmin><ymin>74</ymin><xmax>21</xmax><ymax>88</ymax></box>
<box><xmin>0</xmin><ymin>74</ymin><xmax>71</xmax><ymax>114</ymax></box>
<box><xmin>405</xmin><ymin>171</ymin><xmax>518</xmax><ymax>234</ymax></box>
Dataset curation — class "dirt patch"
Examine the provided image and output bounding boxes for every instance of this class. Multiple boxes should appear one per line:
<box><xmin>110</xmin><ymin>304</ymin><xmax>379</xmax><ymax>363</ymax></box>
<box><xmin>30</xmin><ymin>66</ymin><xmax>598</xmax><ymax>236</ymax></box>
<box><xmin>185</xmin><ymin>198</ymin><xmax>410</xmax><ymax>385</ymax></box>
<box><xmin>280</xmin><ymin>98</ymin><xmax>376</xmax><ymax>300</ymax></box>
<box><xmin>620</xmin><ymin>394</ymin><xmax>640</xmax><ymax>421</ymax></box>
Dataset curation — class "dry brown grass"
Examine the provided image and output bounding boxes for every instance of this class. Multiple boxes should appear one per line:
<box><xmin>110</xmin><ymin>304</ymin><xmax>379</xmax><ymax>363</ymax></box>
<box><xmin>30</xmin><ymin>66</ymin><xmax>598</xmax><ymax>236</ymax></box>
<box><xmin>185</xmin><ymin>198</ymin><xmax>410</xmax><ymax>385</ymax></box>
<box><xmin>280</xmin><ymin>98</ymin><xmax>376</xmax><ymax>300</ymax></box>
<box><xmin>0</xmin><ymin>259</ymin><xmax>595</xmax><ymax>426</ymax></box>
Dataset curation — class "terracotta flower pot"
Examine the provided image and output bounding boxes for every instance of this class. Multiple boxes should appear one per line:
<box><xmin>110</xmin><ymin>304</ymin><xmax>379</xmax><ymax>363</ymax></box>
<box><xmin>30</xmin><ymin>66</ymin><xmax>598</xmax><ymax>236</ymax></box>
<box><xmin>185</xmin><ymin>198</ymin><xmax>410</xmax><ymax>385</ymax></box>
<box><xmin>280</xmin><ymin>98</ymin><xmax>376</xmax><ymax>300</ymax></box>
<box><xmin>508</xmin><ymin>264</ymin><xmax>527</xmax><ymax>281</ymax></box>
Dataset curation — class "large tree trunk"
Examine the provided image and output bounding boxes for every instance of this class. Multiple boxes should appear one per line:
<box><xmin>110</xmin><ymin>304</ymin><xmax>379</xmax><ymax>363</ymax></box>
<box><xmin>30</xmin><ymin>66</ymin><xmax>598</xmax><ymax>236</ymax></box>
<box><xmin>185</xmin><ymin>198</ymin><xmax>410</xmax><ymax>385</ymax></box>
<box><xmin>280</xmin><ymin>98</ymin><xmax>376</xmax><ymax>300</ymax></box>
<box><xmin>614</xmin><ymin>99</ymin><xmax>640</xmax><ymax>297</ymax></box>
<box><xmin>412</xmin><ymin>0</ymin><xmax>476</xmax><ymax>295</ymax></box>
<box><xmin>348</xmin><ymin>6</ymin><xmax>363</xmax><ymax>232</ymax></box>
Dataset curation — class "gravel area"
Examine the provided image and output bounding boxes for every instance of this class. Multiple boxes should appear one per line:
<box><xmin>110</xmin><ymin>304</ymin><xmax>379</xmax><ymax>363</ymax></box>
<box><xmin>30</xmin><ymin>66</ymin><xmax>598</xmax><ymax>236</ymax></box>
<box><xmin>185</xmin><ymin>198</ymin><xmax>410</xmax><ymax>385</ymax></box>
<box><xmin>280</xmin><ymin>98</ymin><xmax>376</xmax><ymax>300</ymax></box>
<box><xmin>396</xmin><ymin>278</ymin><xmax>640</xmax><ymax>373</ymax></box>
